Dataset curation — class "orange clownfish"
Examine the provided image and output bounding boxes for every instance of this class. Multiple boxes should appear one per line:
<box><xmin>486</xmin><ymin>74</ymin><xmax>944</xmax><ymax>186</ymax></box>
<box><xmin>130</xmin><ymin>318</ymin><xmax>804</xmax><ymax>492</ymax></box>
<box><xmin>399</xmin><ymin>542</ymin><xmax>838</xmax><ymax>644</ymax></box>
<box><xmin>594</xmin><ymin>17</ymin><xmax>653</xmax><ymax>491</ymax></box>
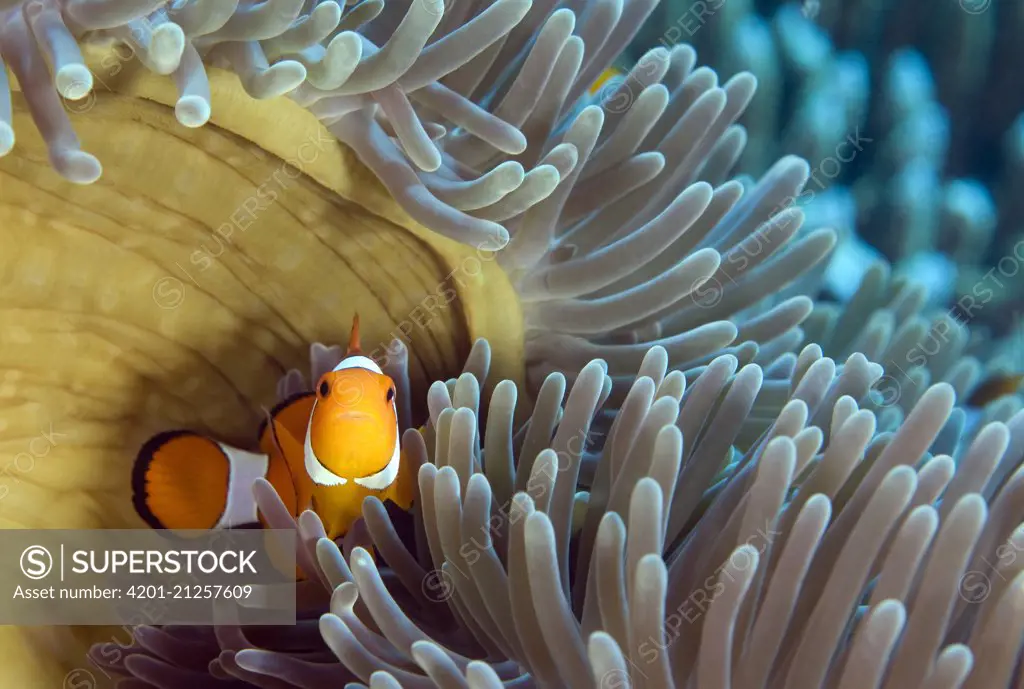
<box><xmin>589</xmin><ymin>66</ymin><xmax>626</xmax><ymax>95</ymax></box>
<box><xmin>132</xmin><ymin>315</ymin><xmax>417</xmax><ymax>541</ymax></box>
<box><xmin>966</xmin><ymin>372</ymin><xmax>1024</xmax><ymax>408</ymax></box>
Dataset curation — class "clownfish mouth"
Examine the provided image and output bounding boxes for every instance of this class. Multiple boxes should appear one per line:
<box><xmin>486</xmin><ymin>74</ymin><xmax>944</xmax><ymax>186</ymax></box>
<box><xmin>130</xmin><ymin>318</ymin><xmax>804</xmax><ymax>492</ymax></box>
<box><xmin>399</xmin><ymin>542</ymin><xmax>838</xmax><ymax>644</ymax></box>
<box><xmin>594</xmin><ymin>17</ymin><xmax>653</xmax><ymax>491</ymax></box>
<box><xmin>353</xmin><ymin>439</ymin><xmax>401</xmax><ymax>490</ymax></box>
<box><xmin>303</xmin><ymin>410</ymin><xmax>402</xmax><ymax>491</ymax></box>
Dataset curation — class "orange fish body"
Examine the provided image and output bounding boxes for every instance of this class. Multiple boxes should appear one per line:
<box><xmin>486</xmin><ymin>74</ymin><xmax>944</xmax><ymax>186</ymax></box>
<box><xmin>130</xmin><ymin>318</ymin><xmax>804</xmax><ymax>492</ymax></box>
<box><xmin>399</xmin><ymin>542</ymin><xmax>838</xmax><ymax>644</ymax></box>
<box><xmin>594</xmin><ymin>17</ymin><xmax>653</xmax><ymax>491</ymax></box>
<box><xmin>132</xmin><ymin>315</ymin><xmax>417</xmax><ymax>542</ymax></box>
<box><xmin>966</xmin><ymin>372</ymin><xmax>1024</xmax><ymax>408</ymax></box>
<box><xmin>589</xmin><ymin>66</ymin><xmax>625</xmax><ymax>95</ymax></box>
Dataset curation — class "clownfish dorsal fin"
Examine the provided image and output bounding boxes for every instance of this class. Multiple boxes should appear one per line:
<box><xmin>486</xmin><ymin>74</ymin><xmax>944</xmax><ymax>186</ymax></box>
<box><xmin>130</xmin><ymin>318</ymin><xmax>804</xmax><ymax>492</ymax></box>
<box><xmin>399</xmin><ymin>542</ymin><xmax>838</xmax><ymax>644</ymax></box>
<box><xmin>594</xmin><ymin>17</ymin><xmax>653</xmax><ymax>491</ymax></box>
<box><xmin>347</xmin><ymin>313</ymin><xmax>362</xmax><ymax>356</ymax></box>
<box><xmin>262</xmin><ymin>405</ymin><xmax>297</xmax><ymax>486</ymax></box>
<box><xmin>331</xmin><ymin>312</ymin><xmax>384</xmax><ymax>374</ymax></box>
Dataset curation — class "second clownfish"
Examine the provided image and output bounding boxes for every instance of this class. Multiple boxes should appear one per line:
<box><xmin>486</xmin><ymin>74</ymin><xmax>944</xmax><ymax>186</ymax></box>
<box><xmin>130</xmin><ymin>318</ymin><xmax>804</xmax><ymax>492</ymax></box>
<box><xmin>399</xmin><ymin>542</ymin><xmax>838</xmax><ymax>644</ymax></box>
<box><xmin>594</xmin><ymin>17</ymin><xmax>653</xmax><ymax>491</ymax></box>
<box><xmin>132</xmin><ymin>315</ymin><xmax>417</xmax><ymax>541</ymax></box>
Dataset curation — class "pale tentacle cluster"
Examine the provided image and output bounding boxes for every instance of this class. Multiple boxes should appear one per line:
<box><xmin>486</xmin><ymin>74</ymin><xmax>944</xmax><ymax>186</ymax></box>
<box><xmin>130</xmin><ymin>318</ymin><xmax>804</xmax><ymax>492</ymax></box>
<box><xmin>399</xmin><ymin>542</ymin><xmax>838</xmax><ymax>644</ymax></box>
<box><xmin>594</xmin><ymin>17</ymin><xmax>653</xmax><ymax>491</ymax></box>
<box><xmin>0</xmin><ymin>0</ymin><xmax>335</xmax><ymax>183</ymax></box>
<box><xmin>805</xmin><ymin>260</ymin><xmax>1024</xmax><ymax>438</ymax></box>
<box><xmin>0</xmin><ymin>0</ymin><xmax>825</xmax><ymax>250</ymax></box>
<box><xmin>92</xmin><ymin>338</ymin><xmax>1024</xmax><ymax>689</ymax></box>
<box><xmin>0</xmin><ymin>0</ymin><xmax>600</xmax><ymax>247</ymax></box>
<box><xmin>511</xmin><ymin>145</ymin><xmax>836</xmax><ymax>407</ymax></box>
<box><xmin>806</xmin><ymin>262</ymin><xmax>983</xmax><ymax>416</ymax></box>
<box><xmin>321</xmin><ymin>0</ymin><xmax>840</xmax><ymax>401</ymax></box>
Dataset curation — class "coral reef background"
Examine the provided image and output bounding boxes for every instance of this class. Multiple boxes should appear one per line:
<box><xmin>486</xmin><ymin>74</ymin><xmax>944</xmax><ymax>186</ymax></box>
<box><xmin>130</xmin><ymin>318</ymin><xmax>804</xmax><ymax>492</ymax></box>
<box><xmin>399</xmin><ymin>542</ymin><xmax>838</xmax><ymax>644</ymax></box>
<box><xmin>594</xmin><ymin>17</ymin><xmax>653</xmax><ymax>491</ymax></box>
<box><xmin>628</xmin><ymin>0</ymin><xmax>1024</xmax><ymax>332</ymax></box>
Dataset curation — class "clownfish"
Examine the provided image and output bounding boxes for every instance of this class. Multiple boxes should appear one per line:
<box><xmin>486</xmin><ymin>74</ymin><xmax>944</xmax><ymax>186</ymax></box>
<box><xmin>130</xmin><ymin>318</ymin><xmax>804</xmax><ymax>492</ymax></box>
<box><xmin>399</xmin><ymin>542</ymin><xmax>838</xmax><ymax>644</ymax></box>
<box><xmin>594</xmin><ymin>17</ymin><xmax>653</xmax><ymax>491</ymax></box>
<box><xmin>966</xmin><ymin>372</ymin><xmax>1024</xmax><ymax>408</ymax></box>
<box><xmin>589</xmin><ymin>66</ymin><xmax>626</xmax><ymax>95</ymax></box>
<box><xmin>132</xmin><ymin>315</ymin><xmax>417</xmax><ymax>541</ymax></box>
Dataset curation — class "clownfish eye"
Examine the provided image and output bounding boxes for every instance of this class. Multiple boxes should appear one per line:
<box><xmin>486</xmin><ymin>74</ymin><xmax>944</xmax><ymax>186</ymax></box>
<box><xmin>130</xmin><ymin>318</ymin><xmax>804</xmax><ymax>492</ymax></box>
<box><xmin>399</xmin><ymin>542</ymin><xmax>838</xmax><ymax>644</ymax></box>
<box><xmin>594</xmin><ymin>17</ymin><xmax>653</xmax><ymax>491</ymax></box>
<box><xmin>386</xmin><ymin>387</ymin><xmax>395</xmax><ymax>403</ymax></box>
<box><xmin>318</xmin><ymin>381</ymin><xmax>329</xmax><ymax>397</ymax></box>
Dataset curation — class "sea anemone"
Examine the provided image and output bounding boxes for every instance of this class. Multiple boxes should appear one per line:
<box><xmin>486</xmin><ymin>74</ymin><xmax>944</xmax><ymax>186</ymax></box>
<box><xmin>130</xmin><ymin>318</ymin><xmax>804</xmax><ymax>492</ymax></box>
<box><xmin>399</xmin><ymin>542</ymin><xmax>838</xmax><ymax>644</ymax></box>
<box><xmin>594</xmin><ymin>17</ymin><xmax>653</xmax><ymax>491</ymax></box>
<box><xmin>88</xmin><ymin>336</ymin><xmax>1024</xmax><ymax>688</ymax></box>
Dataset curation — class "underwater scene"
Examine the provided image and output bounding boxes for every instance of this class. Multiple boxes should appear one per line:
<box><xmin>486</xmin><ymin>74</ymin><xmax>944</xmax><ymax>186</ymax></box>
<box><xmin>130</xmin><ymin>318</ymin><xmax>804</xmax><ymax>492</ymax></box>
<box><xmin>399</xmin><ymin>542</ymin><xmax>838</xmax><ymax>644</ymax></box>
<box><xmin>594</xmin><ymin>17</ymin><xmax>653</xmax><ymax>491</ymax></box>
<box><xmin>0</xmin><ymin>0</ymin><xmax>1022</xmax><ymax>687</ymax></box>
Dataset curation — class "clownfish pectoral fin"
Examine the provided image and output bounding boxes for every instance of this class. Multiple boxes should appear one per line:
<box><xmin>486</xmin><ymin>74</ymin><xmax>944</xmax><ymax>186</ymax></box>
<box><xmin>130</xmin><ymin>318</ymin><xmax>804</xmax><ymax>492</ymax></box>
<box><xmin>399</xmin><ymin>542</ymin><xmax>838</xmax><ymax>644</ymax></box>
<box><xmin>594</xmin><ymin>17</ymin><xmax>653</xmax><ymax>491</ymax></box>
<box><xmin>262</xmin><ymin>405</ymin><xmax>312</xmax><ymax>516</ymax></box>
<box><xmin>257</xmin><ymin>391</ymin><xmax>315</xmax><ymax>511</ymax></box>
<box><xmin>386</xmin><ymin>446</ymin><xmax>420</xmax><ymax>511</ymax></box>
<box><xmin>132</xmin><ymin>431</ymin><xmax>270</xmax><ymax>533</ymax></box>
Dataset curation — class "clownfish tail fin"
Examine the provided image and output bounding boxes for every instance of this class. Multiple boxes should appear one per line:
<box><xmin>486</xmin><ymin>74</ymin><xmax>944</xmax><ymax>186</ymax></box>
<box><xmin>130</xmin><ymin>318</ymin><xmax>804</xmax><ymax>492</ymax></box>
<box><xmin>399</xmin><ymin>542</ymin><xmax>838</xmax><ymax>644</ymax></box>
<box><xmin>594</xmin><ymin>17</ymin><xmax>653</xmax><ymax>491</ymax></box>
<box><xmin>132</xmin><ymin>431</ymin><xmax>235</xmax><ymax>532</ymax></box>
<box><xmin>347</xmin><ymin>313</ymin><xmax>362</xmax><ymax>356</ymax></box>
<box><xmin>133</xmin><ymin>431</ymin><xmax>272</xmax><ymax>533</ymax></box>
